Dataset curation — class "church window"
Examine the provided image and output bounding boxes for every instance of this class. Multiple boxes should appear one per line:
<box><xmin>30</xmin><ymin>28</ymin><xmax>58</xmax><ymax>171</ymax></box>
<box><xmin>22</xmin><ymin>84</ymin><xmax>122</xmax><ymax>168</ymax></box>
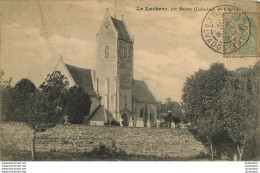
<box><xmin>124</xmin><ymin>80</ymin><xmax>127</xmax><ymax>85</ymax></box>
<box><xmin>105</xmin><ymin>45</ymin><xmax>109</xmax><ymax>58</ymax></box>
<box><xmin>106</xmin><ymin>26</ymin><xmax>108</xmax><ymax>29</ymax></box>
<box><xmin>123</xmin><ymin>45</ymin><xmax>127</xmax><ymax>59</ymax></box>
<box><xmin>124</xmin><ymin>95</ymin><xmax>127</xmax><ymax>108</ymax></box>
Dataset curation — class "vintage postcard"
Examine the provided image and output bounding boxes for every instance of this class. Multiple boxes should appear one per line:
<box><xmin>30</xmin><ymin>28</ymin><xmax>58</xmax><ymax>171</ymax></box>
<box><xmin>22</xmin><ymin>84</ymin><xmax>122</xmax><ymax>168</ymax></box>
<box><xmin>0</xmin><ymin>0</ymin><xmax>259</xmax><ymax>165</ymax></box>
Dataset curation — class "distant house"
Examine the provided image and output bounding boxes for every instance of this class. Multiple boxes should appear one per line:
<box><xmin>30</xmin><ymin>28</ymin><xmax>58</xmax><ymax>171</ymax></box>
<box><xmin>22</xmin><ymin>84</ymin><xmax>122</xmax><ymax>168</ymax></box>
<box><xmin>53</xmin><ymin>10</ymin><xmax>158</xmax><ymax>127</ymax></box>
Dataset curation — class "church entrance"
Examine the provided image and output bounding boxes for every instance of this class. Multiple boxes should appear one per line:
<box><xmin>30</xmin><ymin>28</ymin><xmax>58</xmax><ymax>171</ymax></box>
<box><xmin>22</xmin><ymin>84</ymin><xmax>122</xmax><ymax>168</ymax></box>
<box><xmin>121</xmin><ymin>113</ymin><xmax>128</xmax><ymax>126</ymax></box>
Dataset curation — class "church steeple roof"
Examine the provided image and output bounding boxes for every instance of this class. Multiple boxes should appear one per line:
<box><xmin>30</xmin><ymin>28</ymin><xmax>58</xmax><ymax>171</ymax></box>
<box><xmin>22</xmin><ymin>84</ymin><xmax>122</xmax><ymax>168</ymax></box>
<box><xmin>110</xmin><ymin>17</ymin><xmax>133</xmax><ymax>43</ymax></box>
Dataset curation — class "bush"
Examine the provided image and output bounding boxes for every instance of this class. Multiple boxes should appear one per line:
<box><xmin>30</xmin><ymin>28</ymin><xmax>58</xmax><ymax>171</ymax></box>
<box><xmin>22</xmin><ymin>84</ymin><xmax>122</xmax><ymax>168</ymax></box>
<box><xmin>63</xmin><ymin>86</ymin><xmax>91</xmax><ymax>124</ymax></box>
<box><xmin>4</xmin><ymin>78</ymin><xmax>36</xmax><ymax>122</ymax></box>
<box><xmin>104</xmin><ymin>120</ymin><xmax>120</xmax><ymax>126</ymax></box>
<box><xmin>194</xmin><ymin>151</ymin><xmax>209</xmax><ymax>160</ymax></box>
<box><xmin>84</xmin><ymin>141</ymin><xmax>126</xmax><ymax>158</ymax></box>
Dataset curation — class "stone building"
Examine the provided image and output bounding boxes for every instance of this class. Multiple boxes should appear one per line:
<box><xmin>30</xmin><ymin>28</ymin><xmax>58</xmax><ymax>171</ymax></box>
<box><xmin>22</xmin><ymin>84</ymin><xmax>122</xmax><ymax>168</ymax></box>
<box><xmin>54</xmin><ymin>11</ymin><xmax>158</xmax><ymax>127</ymax></box>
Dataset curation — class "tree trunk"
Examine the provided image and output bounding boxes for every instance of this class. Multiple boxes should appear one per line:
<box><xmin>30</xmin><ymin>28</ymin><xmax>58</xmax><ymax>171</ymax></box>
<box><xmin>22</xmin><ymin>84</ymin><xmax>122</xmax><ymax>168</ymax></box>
<box><xmin>31</xmin><ymin>130</ymin><xmax>36</xmax><ymax>161</ymax></box>
<box><xmin>207</xmin><ymin>136</ymin><xmax>214</xmax><ymax>161</ymax></box>
<box><xmin>210</xmin><ymin>142</ymin><xmax>214</xmax><ymax>160</ymax></box>
<box><xmin>238</xmin><ymin>152</ymin><xmax>243</xmax><ymax>161</ymax></box>
<box><xmin>237</xmin><ymin>141</ymin><xmax>245</xmax><ymax>161</ymax></box>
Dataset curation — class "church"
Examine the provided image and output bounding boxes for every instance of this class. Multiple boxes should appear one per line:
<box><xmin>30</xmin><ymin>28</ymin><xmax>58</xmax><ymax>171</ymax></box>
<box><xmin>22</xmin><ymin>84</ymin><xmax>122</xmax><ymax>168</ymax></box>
<box><xmin>54</xmin><ymin>11</ymin><xmax>158</xmax><ymax>127</ymax></box>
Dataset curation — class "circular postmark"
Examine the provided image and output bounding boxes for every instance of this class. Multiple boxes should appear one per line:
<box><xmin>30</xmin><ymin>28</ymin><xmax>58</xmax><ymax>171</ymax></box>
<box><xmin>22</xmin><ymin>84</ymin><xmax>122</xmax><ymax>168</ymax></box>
<box><xmin>201</xmin><ymin>5</ymin><xmax>251</xmax><ymax>54</ymax></box>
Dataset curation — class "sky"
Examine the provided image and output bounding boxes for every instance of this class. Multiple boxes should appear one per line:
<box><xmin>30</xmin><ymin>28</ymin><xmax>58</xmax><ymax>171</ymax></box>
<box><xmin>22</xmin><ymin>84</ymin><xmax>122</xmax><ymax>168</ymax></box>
<box><xmin>0</xmin><ymin>0</ymin><xmax>259</xmax><ymax>103</ymax></box>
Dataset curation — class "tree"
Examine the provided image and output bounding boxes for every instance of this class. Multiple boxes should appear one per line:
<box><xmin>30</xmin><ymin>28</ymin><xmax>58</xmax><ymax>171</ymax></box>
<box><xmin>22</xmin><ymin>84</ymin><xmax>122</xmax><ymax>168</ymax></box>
<box><xmin>25</xmin><ymin>90</ymin><xmax>63</xmax><ymax>160</ymax></box>
<box><xmin>165</xmin><ymin>97</ymin><xmax>173</xmax><ymax>103</ymax></box>
<box><xmin>9</xmin><ymin>79</ymin><xmax>36</xmax><ymax>121</ymax></box>
<box><xmin>220</xmin><ymin>64</ymin><xmax>259</xmax><ymax>160</ymax></box>
<box><xmin>172</xmin><ymin>115</ymin><xmax>181</xmax><ymax>125</ymax></box>
<box><xmin>40</xmin><ymin>71</ymin><xmax>69</xmax><ymax>102</ymax></box>
<box><xmin>182</xmin><ymin>63</ymin><xmax>231</xmax><ymax>160</ymax></box>
<box><xmin>0</xmin><ymin>71</ymin><xmax>13</xmax><ymax>121</ymax></box>
<box><xmin>63</xmin><ymin>86</ymin><xmax>92</xmax><ymax>124</ymax></box>
<box><xmin>40</xmin><ymin>71</ymin><xmax>69</xmax><ymax>119</ymax></box>
<box><xmin>166</xmin><ymin>112</ymin><xmax>173</xmax><ymax>127</ymax></box>
<box><xmin>25</xmin><ymin>71</ymin><xmax>69</xmax><ymax>160</ymax></box>
<box><xmin>159</xmin><ymin>97</ymin><xmax>183</xmax><ymax>126</ymax></box>
<box><xmin>0</xmin><ymin>71</ymin><xmax>12</xmax><ymax>87</ymax></box>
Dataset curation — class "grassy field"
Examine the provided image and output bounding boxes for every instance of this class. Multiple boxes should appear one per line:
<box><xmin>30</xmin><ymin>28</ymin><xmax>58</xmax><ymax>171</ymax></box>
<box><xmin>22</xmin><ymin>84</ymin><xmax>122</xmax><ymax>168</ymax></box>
<box><xmin>0</xmin><ymin>122</ymin><xmax>208</xmax><ymax>161</ymax></box>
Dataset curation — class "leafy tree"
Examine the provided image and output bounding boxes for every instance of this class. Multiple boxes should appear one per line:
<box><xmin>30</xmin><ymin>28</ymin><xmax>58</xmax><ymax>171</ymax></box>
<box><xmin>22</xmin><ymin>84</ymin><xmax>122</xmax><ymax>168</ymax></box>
<box><xmin>1</xmin><ymin>86</ymin><xmax>13</xmax><ymax>121</ymax></box>
<box><xmin>172</xmin><ymin>115</ymin><xmax>181</xmax><ymax>125</ymax></box>
<box><xmin>162</xmin><ymin>97</ymin><xmax>182</xmax><ymax>115</ymax></box>
<box><xmin>165</xmin><ymin>97</ymin><xmax>173</xmax><ymax>103</ymax></box>
<box><xmin>8</xmin><ymin>79</ymin><xmax>36</xmax><ymax>121</ymax></box>
<box><xmin>63</xmin><ymin>86</ymin><xmax>91</xmax><ymax>124</ymax></box>
<box><xmin>159</xmin><ymin>97</ymin><xmax>183</xmax><ymax>126</ymax></box>
<box><xmin>40</xmin><ymin>71</ymin><xmax>69</xmax><ymax>117</ymax></box>
<box><xmin>0</xmin><ymin>71</ymin><xmax>12</xmax><ymax>88</ymax></box>
<box><xmin>40</xmin><ymin>71</ymin><xmax>69</xmax><ymax>102</ymax></box>
<box><xmin>25</xmin><ymin>71</ymin><xmax>69</xmax><ymax>160</ymax></box>
<box><xmin>182</xmin><ymin>63</ymin><xmax>231</xmax><ymax>160</ymax></box>
<box><xmin>0</xmin><ymin>71</ymin><xmax>13</xmax><ymax>121</ymax></box>
<box><xmin>25</xmin><ymin>90</ymin><xmax>63</xmax><ymax>160</ymax></box>
<box><xmin>166</xmin><ymin>112</ymin><xmax>173</xmax><ymax>127</ymax></box>
<box><xmin>220</xmin><ymin>64</ymin><xmax>259</xmax><ymax>160</ymax></box>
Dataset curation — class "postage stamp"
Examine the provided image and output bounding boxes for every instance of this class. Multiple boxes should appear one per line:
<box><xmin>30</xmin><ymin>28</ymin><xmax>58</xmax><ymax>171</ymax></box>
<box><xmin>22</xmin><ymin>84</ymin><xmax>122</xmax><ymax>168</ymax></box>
<box><xmin>201</xmin><ymin>5</ymin><xmax>259</xmax><ymax>57</ymax></box>
<box><xmin>223</xmin><ymin>12</ymin><xmax>260</xmax><ymax>57</ymax></box>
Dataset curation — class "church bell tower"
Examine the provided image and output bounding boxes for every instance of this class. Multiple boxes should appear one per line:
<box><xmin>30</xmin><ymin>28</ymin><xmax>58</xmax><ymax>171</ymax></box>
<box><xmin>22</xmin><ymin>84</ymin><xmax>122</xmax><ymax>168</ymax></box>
<box><xmin>96</xmin><ymin>10</ymin><xmax>134</xmax><ymax>124</ymax></box>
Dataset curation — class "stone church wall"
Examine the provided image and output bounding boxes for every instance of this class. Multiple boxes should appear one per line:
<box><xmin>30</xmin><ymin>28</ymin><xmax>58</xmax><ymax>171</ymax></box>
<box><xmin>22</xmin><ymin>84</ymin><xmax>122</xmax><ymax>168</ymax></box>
<box><xmin>117</xmin><ymin>39</ymin><xmax>133</xmax><ymax>116</ymax></box>
<box><xmin>96</xmin><ymin>16</ymin><xmax>118</xmax><ymax>117</ymax></box>
<box><xmin>134</xmin><ymin>102</ymin><xmax>158</xmax><ymax>127</ymax></box>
